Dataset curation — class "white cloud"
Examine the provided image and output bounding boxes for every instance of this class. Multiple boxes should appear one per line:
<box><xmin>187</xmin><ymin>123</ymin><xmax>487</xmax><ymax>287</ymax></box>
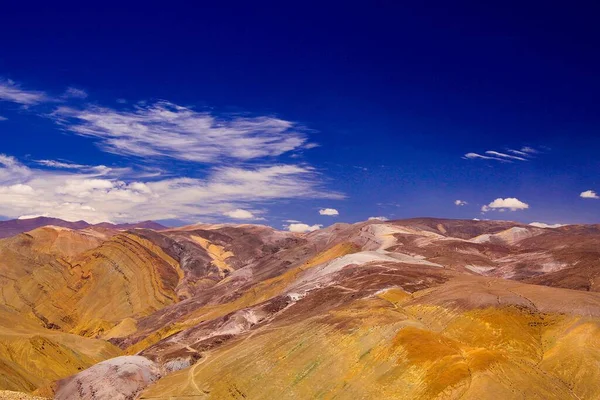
<box><xmin>18</xmin><ymin>214</ymin><xmax>50</xmax><ymax>220</ymax></box>
<box><xmin>0</xmin><ymin>154</ymin><xmax>31</xmax><ymax>184</ymax></box>
<box><xmin>0</xmin><ymin>184</ymin><xmax>35</xmax><ymax>195</ymax></box>
<box><xmin>368</xmin><ymin>216</ymin><xmax>389</xmax><ymax>221</ymax></box>
<box><xmin>63</xmin><ymin>87</ymin><xmax>88</xmax><ymax>99</ymax></box>
<box><xmin>464</xmin><ymin>147</ymin><xmax>539</xmax><ymax>163</ymax></box>
<box><xmin>285</xmin><ymin>223</ymin><xmax>322</xmax><ymax>233</ymax></box>
<box><xmin>36</xmin><ymin>159</ymin><xmax>89</xmax><ymax>169</ymax></box>
<box><xmin>223</xmin><ymin>209</ymin><xmax>258</xmax><ymax>220</ymax></box>
<box><xmin>0</xmin><ymin>79</ymin><xmax>340</xmax><ymax>223</ymax></box>
<box><xmin>521</xmin><ymin>146</ymin><xmax>538</xmax><ymax>154</ymax></box>
<box><xmin>36</xmin><ymin>160</ymin><xmax>134</xmax><ymax>179</ymax></box>
<box><xmin>529</xmin><ymin>222</ymin><xmax>566</xmax><ymax>229</ymax></box>
<box><xmin>580</xmin><ymin>190</ymin><xmax>599</xmax><ymax>199</ymax></box>
<box><xmin>0</xmin><ymin>154</ymin><xmax>341</xmax><ymax>224</ymax></box>
<box><xmin>454</xmin><ymin>200</ymin><xmax>467</xmax><ymax>206</ymax></box>
<box><xmin>507</xmin><ymin>149</ymin><xmax>529</xmax><ymax>157</ymax></box>
<box><xmin>464</xmin><ymin>152</ymin><xmax>506</xmax><ymax>161</ymax></box>
<box><xmin>485</xmin><ymin>151</ymin><xmax>527</xmax><ymax>161</ymax></box>
<box><xmin>0</xmin><ymin>116</ymin><xmax>7</xmax><ymax>121</ymax></box>
<box><xmin>51</xmin><ymin>101</ymin><xmax>314</xmax><ymax>163</ymax></box>
<box><xmin>319</xmin><ymin>208</ymin><xmax>339</xmax><ymax>216</ymax></box>
<box><xmin>0</xmin><ymin>79</ymin><xmax>51</xmax><ymax>105</ymax></box>
<box><xmin>481</xmin><ymin>197</ymin><xmax>529</xmax><ymax>212</ymax></box>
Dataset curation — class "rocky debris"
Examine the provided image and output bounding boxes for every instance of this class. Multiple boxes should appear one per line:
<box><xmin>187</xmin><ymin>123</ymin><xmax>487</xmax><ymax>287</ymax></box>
<box><xmin>54</xmin><ymin>356</ymin><xmax>162</xmax><ymax>400</ymax></box>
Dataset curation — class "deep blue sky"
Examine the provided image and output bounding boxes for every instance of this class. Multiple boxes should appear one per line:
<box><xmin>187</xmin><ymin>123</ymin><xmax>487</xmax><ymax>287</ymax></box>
<box><xmin>0</xmin><ymin>2</ymin><xmax>599</xmax><ymax>227</ymax></box>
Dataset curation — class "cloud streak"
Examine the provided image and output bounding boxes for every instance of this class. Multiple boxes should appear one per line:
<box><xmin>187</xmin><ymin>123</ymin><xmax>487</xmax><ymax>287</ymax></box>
<box><xmin>464</xmin><ymin>147</ymin><xmax>539</xmax><ymax>163</ymax></box>
<box><xmin>0</xmin><ymin>79</ymin><xmax>51</xmax><ymax>105</ymax></box>
<box><xmin>52</xmin><ymin>101</ymin><xmax>315</xmax><ymax>163</ymax></box>
<box><xmin>62</xmin><ymin>87</ymin><xmax>88</xmax><ymax>99</ymax></box>
<box><xmin>485</xmin><ymin>151</ymin><xmax>527</xmax><ymax>161</ymax></box>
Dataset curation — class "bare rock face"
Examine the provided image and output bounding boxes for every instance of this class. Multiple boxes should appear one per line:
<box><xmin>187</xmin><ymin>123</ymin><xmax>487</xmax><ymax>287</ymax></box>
<box><xmin>54</xmin><ymin>356</ymin><xmax>161</xmax><ymax>400</ymax></box>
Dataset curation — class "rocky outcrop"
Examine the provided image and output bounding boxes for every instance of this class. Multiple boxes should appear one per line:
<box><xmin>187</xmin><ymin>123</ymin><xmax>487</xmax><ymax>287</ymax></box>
<box><xmin>54</xmin><ymin>356</ymin><xmax>161</xmax><ymax>400</ymax></box>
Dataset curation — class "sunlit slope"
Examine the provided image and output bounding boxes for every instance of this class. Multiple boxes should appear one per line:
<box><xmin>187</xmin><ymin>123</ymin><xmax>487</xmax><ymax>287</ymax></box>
<box><xmin>140</xmin><ymin>276</ymin><xmax>600</xmax><ymax>399</ymax></box>
<box><xmin>0</xmin><ymin>229</ymin><xmax>182</xmax><ymax>337</ymax></box>
<box><xmin>2</xmin><ymin>218</ymin><xmax>600</xmax><ymax>398</ymax></box>
<box><xmin>0</xmin><ymin>305</ymin><xmax>120</xmax><ymax>393</ymax></box>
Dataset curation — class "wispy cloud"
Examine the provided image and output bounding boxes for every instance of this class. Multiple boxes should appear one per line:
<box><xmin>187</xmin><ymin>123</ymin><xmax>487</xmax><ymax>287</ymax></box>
<box><xmin>485</xmin><ymin>151</ymin><xmax>527</xmax><ymax>161</ymax></box>
<box><xmin>0</xmin><ymin>78</ymin><xmax>339</xmax><ymax>223</ymax></box>
<box><xmin>0</xmin><ymin>154</ymin><xmax>341</xmax><ymax>223</ymax></box>
<box><xmin>0</xmin><ymin>116</ymin><xmax>6</xmax><ymax>121</ymax></box>
<box><xmin>520</xmin><ymin>146</ymin><xmax>538</xmax><ymax>154</ymax></box>
<box><xmin>464</xmin><ymin>146</ymin><xmax>540</xmax><ymax>163</ymax></box>
<box><xmin>463</xmin><ymin>152</ymin><xmax>507</xmax><ymax>162</ymax></box>
<box><xmin>507</xmin><ymin>149</ymin><xmax>528</xmax><ymax>157</ymax></box>
<box><xmin>62</xmin><ymin>87</ymin><xmax>88</xmax><ymax>99</ymax></box>
<box><xmin>34</xmin><ymin>159</ymin><xmax>129</xmax><ymax>177</ymax></box>
<box><xmin>35</xmin><ymin>159</ymin><xmax>90</xmax><ymax>169</ymax></box>
<box><xmin>0</xmin><ymin>79</ymin><xmax>52</xmax><ymax>105</ymax></box>
<box><xmin>454</xmin><ymin>200</ymin><xmax>468</xmax><ymax>206</ymax></box>
<box><xmin>51</xmin><ymin>101</ymin><xmax>316</xmax><ymax>163</ymax></box>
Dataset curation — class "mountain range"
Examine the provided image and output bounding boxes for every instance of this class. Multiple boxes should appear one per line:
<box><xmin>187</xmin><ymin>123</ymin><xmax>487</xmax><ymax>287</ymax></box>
<box><xmin>0</xmin><ymin>217</ymin><xmax>166</xmax><ymax>239</ymax></box>
<box><xmin>1</xmin><ymin>217</ymin><xmax>600</xmax><ymax>399</ymax></box>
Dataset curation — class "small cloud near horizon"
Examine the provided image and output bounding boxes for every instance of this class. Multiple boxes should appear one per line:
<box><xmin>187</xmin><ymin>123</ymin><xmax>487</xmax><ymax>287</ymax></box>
<box><xmin>285</xmin><ymin>222</ymin><xmax>322</xmax><ymax>233</ymax></box>
<box><xmin>580</xmin><ymin>190</ymin><xmax>599</xmax><ymax>199</ymax></box>
<box><xmin>319</xmin><ymin>208</ymin><xmax>339</xmax><ymax>216</ymax></box>
<box><xmin>529</xmin><ymin>222</ymin><xmax>566</xmax><ymax>228</ymax></box>
<box><xmin>223</xmin><ymin>209</ymin><xmax>262</xmax><ymax>220</ymax></box>
<box><xmin>481</xmin><ymin>197</ymin><xmax>529</xmax><ymax>212</ymax></box>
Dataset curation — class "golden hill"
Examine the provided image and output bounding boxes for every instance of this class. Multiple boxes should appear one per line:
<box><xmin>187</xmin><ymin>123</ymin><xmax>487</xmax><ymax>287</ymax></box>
<box><xmin>1</xmin><ymin>218</ymin><xmax>600</xmax><ymax>399</ymax></box>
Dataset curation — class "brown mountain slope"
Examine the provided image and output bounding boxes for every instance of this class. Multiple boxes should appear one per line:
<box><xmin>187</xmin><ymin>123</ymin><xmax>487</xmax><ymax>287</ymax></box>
<box><xmin>2</xmin><ymin>218</ymin><xmax>600</xmax><ymax>399</ymax></box>
<box><xmin>0</xmin><ymin>228</ymin><xmax>181</xmax><ymax>336</ymax></box>
<box><xmin>0</xmin><ymin>304</ymin><xmax>120</xmax><ymax>393</ymax></box>
<box><xmin>139</xmin><ymin>276</ymin><xmax>600</xmax><ymax>399</ymax></box>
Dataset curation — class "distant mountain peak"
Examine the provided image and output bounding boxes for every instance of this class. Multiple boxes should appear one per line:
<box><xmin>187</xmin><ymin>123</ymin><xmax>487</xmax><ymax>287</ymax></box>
<box><xmin>0</xmin><ymin>217</ymin><xmax>167</xmax><ymax>239</ymax></box>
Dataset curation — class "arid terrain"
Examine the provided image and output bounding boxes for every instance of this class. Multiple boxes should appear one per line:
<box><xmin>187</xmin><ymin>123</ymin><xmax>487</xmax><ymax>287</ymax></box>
<box><xmin>1</xmin><ymin>217</ymin><xmax>600</xmax><ymax>399</ymax></box>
